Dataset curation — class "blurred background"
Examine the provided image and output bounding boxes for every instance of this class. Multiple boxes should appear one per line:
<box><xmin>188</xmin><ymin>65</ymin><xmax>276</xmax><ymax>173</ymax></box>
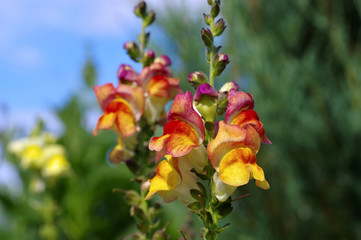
<box><xmin>1</xmin><ymin>0</ymin><xmax>361</xmax><ymax>239</ymax></box>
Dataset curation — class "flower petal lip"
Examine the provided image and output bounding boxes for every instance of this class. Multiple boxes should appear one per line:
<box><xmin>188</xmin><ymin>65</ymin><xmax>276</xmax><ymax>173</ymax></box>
<box><xmin>207</xmin><ymin>121</ymin><xmax>261</xmax><ymax>171</ymax></box>
<box><xmin>167</xmin><ymin>91</ymin><xmax>205</xmax><ymax>143</ymax></box>
<box><xmin>154</xmin><ymin>54</ymin><xmax>172</xmax><ymax>66</ymax></box>
<box><xmin>225</xmin><ymin>90</ymin><xmax>254</xmax><ymax>123</ymax></box>
<box><xmin>145</xmin><ymin>158</ymin><xmax>181</xmax><ymax>200</ymax></box>
<box><xmin>94</xmin><ymin>83</ymin><xmax>116</xmax><ymax>110</ymax></box>
<box><xmin>149</xmin><ymin>120</ymin><xmax>199</xmax><ymax>161</ymax></box>
<box><xmin>93</xmin><ymin>98</ymin><xmax>137</xmax><ymax>138</ymax></box>
<box><xmin>218</xmin><ymin>147</ymin><xmax>265</xmax><ymax>187</ymax></box>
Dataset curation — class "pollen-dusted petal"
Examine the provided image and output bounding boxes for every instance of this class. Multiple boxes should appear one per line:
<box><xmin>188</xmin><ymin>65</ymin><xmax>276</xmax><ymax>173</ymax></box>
<box><xmin>147</xmin><ymin>75</ymin><xmax>171</xmax><ymax>98</ymax></box>
<box><xmin>167</xmin><ymin>91</ymin><xmax>205</xmax><ymax>143</ymax></box>
<box><xmin>219</xmin><ymin>147</ymin><xmax>256</xmax><ymax>187</ymax></box>
<box><xmin>93</xmin><ymin>113</ymin><xmax>116</xmax><ymax>136</ymax></box>
<box><xmin>207</xmin><ymin>121</ymin><xmax>260</xmax><ymax>171</ymax></box>
<box><xmin>256</xmin><ymin>179</ymin><xmax>270</xmax><ymax>189</ymax></box>
<box><xmin>163</xmin><ymin>120</ymin><xmax>199</xmax><ymax>157</ymax></box>
<box><xmin>225</xmin><ymin>90</ymin><xmax>254</xmax><ymax>124</ymax></box>
<box><xmin>94</xmin><ymin>83</ymin><xmax>116</xmax><ymax>110</ymax></box>
<box><xmin>145</xmin><ymin>159</ymin><xmax>181</xmax><ymax>200</ymax></box>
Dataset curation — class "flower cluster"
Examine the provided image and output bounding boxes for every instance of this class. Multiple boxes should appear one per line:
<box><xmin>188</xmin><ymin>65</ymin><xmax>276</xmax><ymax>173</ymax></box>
<box><xmin>93</xmin><ymin>56</ymin><xmax>181</xmax><ymax>164</ymax></box>
<box><xmin>145</xmin><ymin>82</ymin><xmax>271</xmax><ymax>204</ymax></box>
<box><xmin>8</xmin><ymin>132</ymin><xmax>70</xmax><ymax>179</ymax></box>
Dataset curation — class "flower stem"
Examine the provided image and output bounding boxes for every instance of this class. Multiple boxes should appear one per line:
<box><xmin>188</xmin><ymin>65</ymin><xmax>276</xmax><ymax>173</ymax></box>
<box><xmin>140</xmin><ymin>21</ymin><xmax>147</xmax><ymax>67</ymax></box>
<box><xmin>209</xmin><ymin>20</ymin><xmax>215</xmax><ymax>87</ymax></box>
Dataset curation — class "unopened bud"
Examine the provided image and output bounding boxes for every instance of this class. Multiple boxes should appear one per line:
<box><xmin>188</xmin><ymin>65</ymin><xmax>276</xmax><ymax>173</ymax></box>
<box><xmin>143</xmin><ymin>50</ymin><xmax>155</xmax><ymax>66</ymax></box>
<box><xmin>152</xmin><ymin>228</ymin><xmax>170</xmax><ymax>240</ymax></box>
<box><xmin>117</xmin><ymin>64</ymin><xmax>138</xmax><ymax>84</ymax></box>
<box><xmin>201</xmin><ymin>28</ymin><xmax>213</xmax><ymax>48</ymax></box>
<box><xmin>217</xmin><ymin>81</ymin><xmax>239</xmax><ymax>115</ymax></box>
<box><xmin>124</xmin><ymin>41</ymin><xmax>140</xmax><ymax>61</ymax></box>
<box><xmin>194</xmin><ymin>83</ymin><xmax>218</xmax><ymax>123</ymax></box>
<box><xmin>211</xmin><ymin>3</ymin><xmax>220</xmax><ymax>18</ymax></box>
<box><xmin>219</xmin><ymin>81</ymin><xmax>239</xmax><ymax>93</ymax></box>
<box><xmin>188</xmin><ymin>71</ymin><xmax>208</xmax><ymax>89</ymax></box>
<box><xmin>212</xmin><ymin>52</ymin><xmax>229</xmax><ymax>77</ymax></box>
<box><xmin>144</xmin><ymin>10</ymin><xmax>155</xmax><ymax>26</ymax></box>
<box><xmin>207</xmin><ymin>0</ymin><xmax>214</xmax><ymax>5</ymax></box>
<box><xmin>213</xmin><ymin>18</ymin><xmax>226</xmax><ymax>36</ymax></box>
<box><xmin>134</xmin><ymin>1</ymin><xmax>147</xmax><ymax>18</ymax></box>
<box><xmin>154</xmin><ymin>54</ymin><xmax>172</xmax><ymax>66</ymax></box>
<box><xmin>203</xmin><ymin>13</ymin><xmax>212</xmax><ymax>25</ymax></box>
<box><xmin>123</xmin><ymin>190</ymin><xmax>141</xmax><ymax>206</ymax></box>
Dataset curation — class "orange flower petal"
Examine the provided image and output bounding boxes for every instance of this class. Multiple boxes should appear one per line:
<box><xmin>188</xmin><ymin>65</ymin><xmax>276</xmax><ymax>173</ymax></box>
<box><xmin>116</xmin><ymin>85</ymin><xmax>145</xmax><ymax>120</ymax></box>
<box><xmin>207</xmin><ymin>121</ymin><xmax>261</xmax><ymax>171</ymax></box>
<box><xmin>167</xmin><ymin>91</ymin><xmax>205</xmax><ymax>143</ymax></box>
<box><xmin>147</xmin><ymin>75</ymin><xmax>171</xmax><ymax>98</ymax></box>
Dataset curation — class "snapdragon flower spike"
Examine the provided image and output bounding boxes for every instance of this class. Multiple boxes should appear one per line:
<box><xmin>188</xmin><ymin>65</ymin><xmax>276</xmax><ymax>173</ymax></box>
<box><xmin>225</xmin><ymin>90</ymin><xmax>271</xmax><ymax>144</ymax></box>
<box><xmin>149</xmin><ymin>91</ymin><xmax>205</xmax><ymax>163</ymax></box>
<box><xmin>145</xmin><ymin>155</ymin><xmax>200</xmax><ymax>205</ymax></box>
<box><xmin>207</xmin><ymin>121</ymin><xmax>269</xmax><ymax>189</ymax></box>
<box><xmin>93</xmin><ymin>83</ymin><xmax>144</xmax><ymax>138</ymax></box>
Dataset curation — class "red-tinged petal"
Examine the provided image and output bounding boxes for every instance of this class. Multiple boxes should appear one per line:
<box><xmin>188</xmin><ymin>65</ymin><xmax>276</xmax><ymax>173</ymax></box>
<box><xmin>167</xmin><ymin>91</ymin><xmax>205</xmax><ymax>143</ymax></box>
<box><xmin>207</xmin><ymin>121</ymin><xmax>261</xmax><ymax>171</ymax></box>
<box><xmin>93</xmin><ymin>113</ymin><xmax>116</xmax><ymax>136</ymax></box>
<box><xmin>93</xmin><ymin>83</ymin><xmax>116</xmax><ymax>110</ymax></box>
<box><xmin>149</xmin><ymin>134</ymin><xmax>170</xmax><ymax>156</ymax></box>
<box><xmin>231</xmin><ymin>109</ymin><xmax>271</xmax><ymax>144</ymax></box>
<box><xmin>219</xmin><ymin>147</ymin><xmax>256</xmax><ymax>187</ymax></box>
<box><xmin>116</xmin><ymin>85</ymin><xmax>145</xmax><ymax>120</ymax></box>
<box><xmin>225</xmin><ymin>90</ymin><xmax>254</xmax><ymax>124</ymax></box>
<box><xmin>145</xmin><ymin>158</ymin><xmax>181</xmax><ymax>200</ymax></box>
<box><xmin>139</xmin><ymin>62</ymin><xmax>172</xmax><ymax>88</ymax></box>
<box><xmin>117</xmin><ymin>64</ymin><xmax>139</xmax><ymax>85</ymax></box>
<box><xmin>147</xmin><ymin>75</ymin><xmax>171</xmax><ymax>98</ymax></box>
<box><xmin>163</xmin><ymin>120</ymin><xmax>199</xmax><ymax>157</ymax></box>
<box><xmin>94</xmin><ymin>98</ymin><xmax>137</xmax><ymax>138</ymax></box>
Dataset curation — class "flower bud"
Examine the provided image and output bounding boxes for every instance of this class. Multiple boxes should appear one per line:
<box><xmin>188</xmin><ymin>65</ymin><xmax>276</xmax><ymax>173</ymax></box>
<box><xmin>213</xmin><ymin>18</ymin><xmax>226</xmax><ymax>36</ymax></box>
<box><xmin>144</xmin><ymin>10</ymin><xmax>155</xmax><ymax>26</ymax></box>
<box><xmin>117</xmin><ymin>64</ymin><xmax>139</xmax><ymax>84</ymax></box>
<box><xmin>134</xmin><ymin>1</ymin><xmax>147</xmax><ymax>18</ymax></box>
<box><xmin>123</xmin><ymin>190</ymin><xmax>141</xmax><ymax>206</ymax></box>
<box><xmin>194</xmin><ymin>83</ymin><xmax>218</xmax><ymax>123</ymax></box>
<box><xmin>217</xmin><ymin>81</ymin><xmax>239</xmax><ymax>115</ymax></box>
<box><xmin>211</xmin><ymin>3</ymin><xmax>220</xmax><ymax>18</ymax></box>
<box><xmin>123</xmin><ymin>41</ymin><xmax>140</xmax><ymax>61</ymax></box>
<box><xmin>154</xmin><ymin>54</ymin><xmax>171</xmax><ymax>66</ymax></box>
<box><xmin>152</xmin><ymin>228</ymin><xmax>170</xmax><ymax>240</ymax></box>
<box><xmin>203</xmin><ymin>13</ymin><xmax>212</xmax><ymax>25</ymax></box>
<box><xmin>188</xmin><ymin>71</ymin><xmax>208</xmax><ymax>89</ymax></box>
<box><xmin>143</xmin><ymin>50</ymin><xmax>155</xmax><ymax>66</ymax></box>
<box><xmin>207</xmin><ymin>0</ymin><xmax>214</xmax><ymax>5</ymax></box>
<box><xmin>212</xmin><ymin>52</ymin><xmax>229</xmax><ymax>77</ymax></box>
<box><xmin>201</xmin><ymin>28</ymin><xmax>213</xmax><ymax>48</ymax></box>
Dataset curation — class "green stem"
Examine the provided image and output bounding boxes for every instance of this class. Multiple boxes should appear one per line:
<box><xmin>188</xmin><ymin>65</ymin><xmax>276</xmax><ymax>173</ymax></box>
<box><xmin>209</xmin><ymin>20</ymin><xmax>215</xmax><ymax>87</ymax></box>
<box><xmin>140</xmin><ymin>186</ymin><xmax>152</xmax><ymax>240</ymax></box>
<box><xmin>140</xmin><ymin>21</ymin><xmax>147</xmax><ymax>67</ymax></box>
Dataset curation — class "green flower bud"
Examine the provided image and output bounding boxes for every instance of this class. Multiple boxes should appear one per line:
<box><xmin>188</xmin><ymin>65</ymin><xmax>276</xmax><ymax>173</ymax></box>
<box><xmin>131</xmin><ymin>205</ymin><xmax>147</xmax><ymax>222</ymax></box>
<box><xmin>143</xmin><ymin>50</ymin><xmax>155</xmax><ymax>66</ymax></box>
<box><xmin>124</xmin><ymin>41</ymin><xmax>140</xmax><ymax>62</ymax></box>
<box><xmin>194</xmin><ymin>83</ymin><xmax>218</xmax><ymax>123</ymax></box>
<box><xmin>212</xmin><ymin>52</ymin><xmax>229</xmax><ymax>77</ymax></box>
<box><xmin>207</xmin><ymin>0</ymin><xmax>214</xmax><ymax>5</ymax></box>
<box><xmin>213</xmin><ymin>18</ymin><xmax>226</xmax><ymax>36</ymax></box>
<box><xmin>203</xmin><ymin>13</ymin><xmax>212</xmax><ymax>25</ymax></box>
<box><xmin>201</xmin><ymin>28</ymin><xmax>213</xmax><ymax>48</ymax></box>
<box><xmin>144</xmin><ymin>10</ymin><xmax>156</xmax><ymax>26</ymax></box>
<box><xmin>211</xmin><ymin>3</ymin><xmax>220</xmax><ymax>18</ymax></box>
<box><xmin>134</xmin><ymin>1</ymin><xmax>147</xmax><ymax>18</ymax></box>
<box><xmin>123</xmin><ymin>190</ymin><xmax>141</xmax><ymax>206</ymax></box>
<box><xmin>152</xmin><ymin>228</ymin><xmax>170</xmax><ymax>240</ymax></box>
<box><xmin>188</xmin><ymin>71</ymin><xmax>208</xmax><ymax>89</ymax></box>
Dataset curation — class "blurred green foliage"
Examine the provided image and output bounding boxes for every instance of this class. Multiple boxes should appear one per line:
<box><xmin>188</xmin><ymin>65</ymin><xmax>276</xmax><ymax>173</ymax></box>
<box><xmin>158</xmin><ymin>0</ymin><xmax>361</xmax><ymax>239</ymax></box>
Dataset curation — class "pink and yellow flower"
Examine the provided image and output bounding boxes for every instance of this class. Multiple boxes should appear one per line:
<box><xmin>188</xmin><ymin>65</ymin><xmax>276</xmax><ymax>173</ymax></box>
<box><xmin>149</xmin><ymin>91</ymin><xmax>205</xmax><ymax>164</ymax></box>
<box><xmin>208</xmin><ymin>90</ymin><xmax>271</xmax><ymax>191</ymax></box>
